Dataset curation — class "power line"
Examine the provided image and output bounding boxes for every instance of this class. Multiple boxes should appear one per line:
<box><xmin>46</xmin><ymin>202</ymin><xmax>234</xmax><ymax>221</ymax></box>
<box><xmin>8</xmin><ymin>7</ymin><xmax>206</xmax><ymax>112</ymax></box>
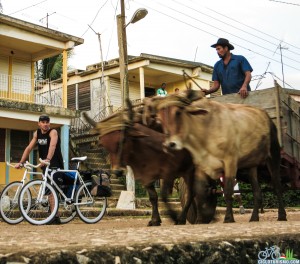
<box><xmin>203</xmin><ymin>3</ymin><xmax>300</xmax><ymax>52</ymax></box>
<box><xmin>178</xmin><ymin>0</ymin><xmax>300</xmax><ymax>57</ymax></box>
<box><xmin>136</xmin><ymin>0</ymin><xmax>300</xmax><ymax>70</ymax></box>
<box><xmin>80</xmin><ymin>0</ymin><xmax>110</xmax><ymax>37</ymax></box>
<box><xmin>8</xmin><ymin>0</ymin><xmax>47</xmax><ymax>15</ymax></box>
<box><xmin>269</xmin><ymin>0</ymin><xmax>300</xmax><ymax>6</ymax></box>
<box><xmin>134</xmin><ymin>0</ymin><xmax>300</xmax><ymax>86</ymax></box>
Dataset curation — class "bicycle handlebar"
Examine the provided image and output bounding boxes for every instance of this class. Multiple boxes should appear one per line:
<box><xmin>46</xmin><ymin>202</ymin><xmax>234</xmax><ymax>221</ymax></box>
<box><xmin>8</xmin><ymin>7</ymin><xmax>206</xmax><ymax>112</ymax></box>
<box><xmin>6</xmin><ymin>161</ymin><xmax>42</xmax><ymax>170</ymax></box>
<box><xmin>39</xmin><ymin>158</ymin><xmax>50</xmax><ymax>166</ymax></box>
<box><xmin>25</xmin><ymin>161</ymin><xmax>43</xmax><ymax>169</ymax></box>
<box><xmin>6</xmin><ymin>162</ymin><xmax>24</xmax><ymax>169</ymax></box>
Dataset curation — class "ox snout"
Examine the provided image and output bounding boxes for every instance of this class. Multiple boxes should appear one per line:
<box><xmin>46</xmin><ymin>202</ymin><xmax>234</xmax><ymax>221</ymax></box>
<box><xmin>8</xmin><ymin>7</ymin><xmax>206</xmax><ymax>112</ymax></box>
<box><xmin>163</xmin><ymin>139</ymin><xmax>182</xmax><ymax>151</ymax></box>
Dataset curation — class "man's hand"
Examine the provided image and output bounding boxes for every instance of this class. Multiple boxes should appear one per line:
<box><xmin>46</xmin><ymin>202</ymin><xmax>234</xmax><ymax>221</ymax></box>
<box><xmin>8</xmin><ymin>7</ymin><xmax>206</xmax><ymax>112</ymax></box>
<box><xmin>238</xmin><ymin>86</ymin><xmax>248</xmax><ymax>98</ymax></box>
<box><xmin>41</xmin><ymin>159</ymin><xmax>50</xmax><ymax>167</ymax></box>
<box><xmin>14</xmin><ymin>163</ymin><xmax>24</xmax><ymax>169</ymax></box>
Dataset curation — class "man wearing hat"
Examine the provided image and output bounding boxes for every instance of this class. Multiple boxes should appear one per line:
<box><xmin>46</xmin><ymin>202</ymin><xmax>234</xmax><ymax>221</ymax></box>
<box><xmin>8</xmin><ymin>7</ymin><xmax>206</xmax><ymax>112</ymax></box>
<box><xmin>204</xmin><ymin>38</ymin><xmax>253</xmax><ymax>98</ymax></box>
<box><xmin>15</xmin><ymin>114</ymin><xmax>65</xmax><ymax>224</ymax></box>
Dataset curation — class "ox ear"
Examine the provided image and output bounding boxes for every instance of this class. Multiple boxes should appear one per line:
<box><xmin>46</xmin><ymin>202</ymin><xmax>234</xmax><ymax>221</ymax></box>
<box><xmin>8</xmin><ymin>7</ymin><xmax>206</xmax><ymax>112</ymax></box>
<box><xmin>185</xmin><ymin>106</ymin><xmax>209</xmax><ymax>115</ymax></box>
<box><xmin>128</xmin><ymin>128</ymin><xmax>149</xmax><ymax>138</ymax></box>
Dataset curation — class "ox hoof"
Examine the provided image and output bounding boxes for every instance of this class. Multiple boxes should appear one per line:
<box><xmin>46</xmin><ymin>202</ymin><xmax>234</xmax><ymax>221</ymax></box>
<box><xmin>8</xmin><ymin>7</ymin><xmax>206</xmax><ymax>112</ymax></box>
<box><xmin>278</xmin><ymin>217</ymin><xmax>287</xmax><ymax>221</ymax></box>
<box><xmin>195</xmin><ymin>219</ymin><xmax>209</xmax><ymax>224</ymax></box>
<box><xmin>223</xmin><ymin>217</ymin><xmax>235</xmax><ymax>223</ymax></box>
<box><xmin>175</xmin><ymin>220</ymin><xmax>186</xmax><ymax>225</ymax></box>
<box><xmin>147</xmin><ymin>220</ymin><xmax>161</xmax><ymax>226</ymax></box>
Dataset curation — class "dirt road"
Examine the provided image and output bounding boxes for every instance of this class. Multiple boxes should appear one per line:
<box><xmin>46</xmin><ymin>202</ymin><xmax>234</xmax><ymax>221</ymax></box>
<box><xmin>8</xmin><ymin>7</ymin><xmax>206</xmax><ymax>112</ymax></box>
<box><xmin>0</xmin><ymin>208</ymin><xmax>299</xmax><ymax>263</ymax></box>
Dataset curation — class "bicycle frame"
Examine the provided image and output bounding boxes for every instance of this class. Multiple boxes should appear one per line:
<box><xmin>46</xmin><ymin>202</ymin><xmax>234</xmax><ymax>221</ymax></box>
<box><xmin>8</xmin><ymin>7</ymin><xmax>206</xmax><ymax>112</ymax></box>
<box><xmin>6</xmin><ymin>161</ymin><xmax>43</xmax><ymax>199</ymax></box>
<box><xmin>37</xmin><ymin>159</ymin><xmax>94</xmax><ymax>206</ymax></box>
<box><xmin>6</xmin><ymin>161</ymin><xmax>43</xmax><ymax>182</ymax></box>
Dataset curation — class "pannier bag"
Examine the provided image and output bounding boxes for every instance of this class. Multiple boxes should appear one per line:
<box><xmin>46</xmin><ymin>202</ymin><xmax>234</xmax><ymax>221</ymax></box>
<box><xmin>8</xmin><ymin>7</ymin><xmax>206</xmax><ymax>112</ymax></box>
<box><xmin>91</xmin><ymin>170</ymin><xmax>112</xmax><ymax>197</ymax></box>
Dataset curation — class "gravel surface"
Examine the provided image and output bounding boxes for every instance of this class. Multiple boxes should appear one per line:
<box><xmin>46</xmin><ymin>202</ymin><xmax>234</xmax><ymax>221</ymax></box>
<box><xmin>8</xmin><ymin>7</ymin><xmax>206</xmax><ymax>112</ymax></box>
<box><xmin>0</xmin><ymin>208</ymin><xmax>299</xmax><ymax>255</ymax></box>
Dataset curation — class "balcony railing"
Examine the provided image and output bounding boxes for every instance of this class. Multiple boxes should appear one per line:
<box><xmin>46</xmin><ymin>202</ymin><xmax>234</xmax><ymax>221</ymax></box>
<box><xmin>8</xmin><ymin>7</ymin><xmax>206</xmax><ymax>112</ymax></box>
<box><xmin>0</xmin><ymin>74</ymin><xmax>63</xmax><ymax>107</ymax></box>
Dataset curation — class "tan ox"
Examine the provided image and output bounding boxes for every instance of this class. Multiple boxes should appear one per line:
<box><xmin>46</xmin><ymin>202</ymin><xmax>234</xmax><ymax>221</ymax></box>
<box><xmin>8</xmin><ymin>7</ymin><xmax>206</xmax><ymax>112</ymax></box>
<box><xmin>155</xmin><ymin>90</ymin><xmax>287</xmax><ymax>223</ymax></box>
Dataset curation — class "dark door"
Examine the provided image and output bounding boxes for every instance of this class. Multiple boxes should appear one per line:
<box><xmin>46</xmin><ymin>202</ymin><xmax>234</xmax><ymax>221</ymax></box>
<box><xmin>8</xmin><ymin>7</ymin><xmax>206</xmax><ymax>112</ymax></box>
<box><xmin>145</xmin><ymin>87</ymin><xmax>156</xmax><ymax>97</ymax></box>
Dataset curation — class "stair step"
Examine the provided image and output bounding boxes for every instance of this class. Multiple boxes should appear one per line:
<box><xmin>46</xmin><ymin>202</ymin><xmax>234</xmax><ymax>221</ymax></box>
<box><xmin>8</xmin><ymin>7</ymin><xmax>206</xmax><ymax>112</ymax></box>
<box><xmin>72</xmin><ymin>135</ymin><xmax>99</xmax><ymax>145</ymax></box>
<box><xmin>106</xmin><ymin>196</ymin><xmax>182</xmax><ymax>209</ymax></box>
<box><xmin>110</xmin><ymin>178</ymin><xmax>122</xmax><ymax>184</ymax></box>
<box><xmin>85</xmin><ymin>153</ymin><xmax>107</xmax><ymax>159</ymax></box>
<box><xmin>110</xmin><ymin>184</ymin><xmax>126</xmax><ymax>191</ymax></box>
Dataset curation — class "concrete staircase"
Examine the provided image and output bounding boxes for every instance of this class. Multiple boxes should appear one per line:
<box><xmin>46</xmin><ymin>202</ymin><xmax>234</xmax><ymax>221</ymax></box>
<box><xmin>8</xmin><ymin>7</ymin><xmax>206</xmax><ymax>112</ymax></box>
<box><xmin>70</xmin><ymin>132</ymin><xmax>127</xmax><ymax>206</ymax></box>
<box><xmin>69</xmin><ymin>129</ymin><xmax>182</xmax><ymax>213</ymax></box>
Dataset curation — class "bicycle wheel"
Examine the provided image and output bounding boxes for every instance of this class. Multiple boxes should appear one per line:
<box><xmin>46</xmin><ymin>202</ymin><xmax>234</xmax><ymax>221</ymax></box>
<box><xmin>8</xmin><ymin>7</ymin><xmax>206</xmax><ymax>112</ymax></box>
<box><xmin>0</xmin><ymin>181</ymin><xmax>31</xmax><ymax>224</ymax></box>
<box><xmin>58</xmin><ymin>192</ymin><xmax>76</xmax><ymax>224</ymax></box>
<box><xmin>19</xmin><ymin>179</ymin><xmax>59</xmax><ymax>225</ymax></box>
<box><xmin>75</xmin><ymin>181</ymin><xmax>107</xmax><ymax>224</ymax></box>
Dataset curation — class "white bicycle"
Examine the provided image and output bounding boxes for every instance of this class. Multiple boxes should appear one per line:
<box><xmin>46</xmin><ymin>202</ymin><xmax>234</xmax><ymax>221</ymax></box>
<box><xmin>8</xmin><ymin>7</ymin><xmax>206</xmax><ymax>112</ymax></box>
<box><xmin>0</xmin><ymin>161</ymin><xmax>77</xmax><ymax>225</ymax></box>
<box><xmin>18</xmin><ymin>156</ymin><xmax>107</xmax><ymax>225</ymax></box>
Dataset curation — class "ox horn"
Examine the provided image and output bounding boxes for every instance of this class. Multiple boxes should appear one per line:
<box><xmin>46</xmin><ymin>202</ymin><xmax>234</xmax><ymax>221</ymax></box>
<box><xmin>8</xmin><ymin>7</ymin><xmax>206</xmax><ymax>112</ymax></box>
<box><xmin>82</xmin><ymin>111</ymin><xmax>97</xmax><ymax>127</ymax></box>
<box><xmin>126</xmin><ymin>98</ymin><xmax>134</xmax><ymax>123</ymax></box>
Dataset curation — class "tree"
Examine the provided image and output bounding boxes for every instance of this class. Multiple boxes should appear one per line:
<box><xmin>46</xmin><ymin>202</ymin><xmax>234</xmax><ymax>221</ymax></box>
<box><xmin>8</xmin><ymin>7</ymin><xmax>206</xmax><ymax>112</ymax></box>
<box><xmin>36</xmin><ymin>50</ymin><xmax>73</xmax><ymax>81</ymax></box>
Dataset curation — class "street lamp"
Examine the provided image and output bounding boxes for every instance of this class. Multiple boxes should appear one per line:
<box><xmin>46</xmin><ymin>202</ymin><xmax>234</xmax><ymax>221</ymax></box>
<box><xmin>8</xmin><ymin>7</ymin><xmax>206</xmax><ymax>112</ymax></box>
<box><xmin>117</xmin><ymin>4</ymin><xmax>148</xmax><ymax>108</ymax></box>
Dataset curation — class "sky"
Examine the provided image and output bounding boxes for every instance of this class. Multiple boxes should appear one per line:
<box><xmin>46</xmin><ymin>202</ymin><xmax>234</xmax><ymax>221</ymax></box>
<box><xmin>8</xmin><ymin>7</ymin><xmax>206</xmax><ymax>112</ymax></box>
<box><xmin>2</xmin><ymin>0</ymin><xmax>300</xmax><ymax>90</ymax></box>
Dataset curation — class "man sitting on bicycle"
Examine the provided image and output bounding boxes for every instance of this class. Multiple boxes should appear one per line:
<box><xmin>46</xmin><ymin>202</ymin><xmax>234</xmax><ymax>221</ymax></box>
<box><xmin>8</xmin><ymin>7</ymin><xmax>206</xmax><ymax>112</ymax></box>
<box><xmin>15</xmin><ymin>114</ymin><xmax>66</xmax><ymax>224</ymax></box>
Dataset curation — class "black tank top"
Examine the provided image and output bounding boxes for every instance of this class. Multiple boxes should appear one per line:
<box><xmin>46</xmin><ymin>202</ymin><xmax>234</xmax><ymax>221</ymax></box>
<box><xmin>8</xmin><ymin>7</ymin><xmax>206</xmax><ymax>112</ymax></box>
<box><xmin>37</xmin><ymin>128</ymin><xmax>64</xmax><ymax>169</ymax></box>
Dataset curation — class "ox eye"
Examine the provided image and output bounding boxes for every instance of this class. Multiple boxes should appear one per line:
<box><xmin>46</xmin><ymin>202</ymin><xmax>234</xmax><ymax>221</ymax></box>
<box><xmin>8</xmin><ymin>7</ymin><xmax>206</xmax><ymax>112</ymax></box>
<box><xmin>175</xmin><ymin>110</ymin><xmax>181</xmax><ymax>117</ymax></box>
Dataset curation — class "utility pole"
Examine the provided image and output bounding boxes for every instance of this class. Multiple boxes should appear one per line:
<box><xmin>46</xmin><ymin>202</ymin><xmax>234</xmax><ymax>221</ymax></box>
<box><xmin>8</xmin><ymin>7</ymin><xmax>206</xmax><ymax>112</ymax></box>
<box><xmin>39</xmin><ymin>12</ymin><xmax>56</xmax><ymax>28</ymax></box>
<box><xmin>88</xmin><ymin>25</ymin><xmax>107</xmax><ymax>115</ymax></box>
<box><xmin>0</xmin><ymin>0</ymin><xmax>3</xmax><ymax>13</ymax></box>
<box><xmin>117</xmin><ymin>0</ymin><xmax>128</xmax><ymax>109</ymax></box>
<box><xmin>279</xmin><ymin>43</ymin><xmax>288</xmax><ymax>88</ymax></box>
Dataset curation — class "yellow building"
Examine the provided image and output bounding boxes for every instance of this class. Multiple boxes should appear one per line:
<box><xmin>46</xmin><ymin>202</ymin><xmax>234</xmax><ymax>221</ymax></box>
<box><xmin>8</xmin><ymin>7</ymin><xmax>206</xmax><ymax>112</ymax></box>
<box><xmin>0</xmin><ymin>14</ymin><xmax>83</xmax><ymax>185</ymax></box>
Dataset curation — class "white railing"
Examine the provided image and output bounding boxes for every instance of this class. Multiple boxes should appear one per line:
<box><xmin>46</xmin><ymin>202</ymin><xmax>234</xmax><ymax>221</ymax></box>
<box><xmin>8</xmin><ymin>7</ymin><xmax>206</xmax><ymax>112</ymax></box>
<box><xmin>0</xmin><ymin>73</ymin><xmax>63</xmax><ymax>107</ymax></box>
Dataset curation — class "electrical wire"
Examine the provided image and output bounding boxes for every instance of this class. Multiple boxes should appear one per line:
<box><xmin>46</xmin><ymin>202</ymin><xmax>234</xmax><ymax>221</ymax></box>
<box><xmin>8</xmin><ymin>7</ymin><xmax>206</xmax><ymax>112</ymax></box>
<box><xmin>8</xmin><ymin>0</ymin><xmax>47</xmax><ymax>15</ymax></box>
<box><xmin>177</xmin><ymin>0</ymin><xmax>300</xmax><ymax>57</ymax></box>
<box><xmin>134</xmin><ymin>0</ymin><xmax>300</xmax><ymax>71</ymax></box>
<box><xmin>80</xmin><ymin>0</ymin><xmax>110</xmax><ymax>37</ymax></box>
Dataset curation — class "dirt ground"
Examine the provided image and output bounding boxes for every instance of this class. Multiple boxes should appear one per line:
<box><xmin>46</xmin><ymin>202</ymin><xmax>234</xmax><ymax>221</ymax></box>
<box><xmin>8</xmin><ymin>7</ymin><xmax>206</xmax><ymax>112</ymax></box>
<box><xmin>0</xmin><ymin>208</ymin><xmax>299</xmax><ymax>254</ymax></box>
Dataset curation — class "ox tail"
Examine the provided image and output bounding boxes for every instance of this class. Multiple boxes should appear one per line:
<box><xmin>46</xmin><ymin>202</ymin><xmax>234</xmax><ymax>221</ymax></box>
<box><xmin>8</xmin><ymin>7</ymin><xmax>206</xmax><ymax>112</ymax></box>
<box><xmin>82</xmin><ymin>112</ymin><xmax>97</xmax><ymax>128</ymax></box>
<box><xmin>268</xmin><ymin>119</ymin><xmax>287</xmax><ymax>221</ymax></box>
<box><xmin>269</xmin><ymin>120</ymin><xmax>281</xmax><ymax>165</ymax></box>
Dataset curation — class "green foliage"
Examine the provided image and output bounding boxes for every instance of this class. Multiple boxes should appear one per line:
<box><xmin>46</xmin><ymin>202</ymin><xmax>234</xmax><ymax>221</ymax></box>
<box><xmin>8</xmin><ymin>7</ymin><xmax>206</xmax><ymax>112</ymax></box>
<box><xmin>35</xmin><ymin>50</ymin><xmax>73</xmax><ymax>81</ymax></box>
<box><xmin>118</xmin><ymin>176</ymin><xmax>147</xmax><ymax>198</ymax></box>
<box><xmin>217</xmin><ymin>182</ymin><xmax>300</xmax><ymax>209</ymax></box>
<box><xmin>135</xmin><ymin>181</ymin><xmax>147</xmax><ymax>198</ymax></box>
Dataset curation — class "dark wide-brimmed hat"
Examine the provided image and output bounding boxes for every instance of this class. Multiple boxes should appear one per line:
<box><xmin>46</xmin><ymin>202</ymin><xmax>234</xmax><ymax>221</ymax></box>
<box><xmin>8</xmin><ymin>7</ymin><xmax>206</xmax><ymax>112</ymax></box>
<box><xmin>211</xmin><ymin>38</ymin><xmax>234</xmax><ymax>50</ymax></box>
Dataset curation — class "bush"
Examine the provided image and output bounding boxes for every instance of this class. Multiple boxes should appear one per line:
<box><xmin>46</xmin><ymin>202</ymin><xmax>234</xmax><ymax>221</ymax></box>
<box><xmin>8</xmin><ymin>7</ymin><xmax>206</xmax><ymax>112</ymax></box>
<box><xmin>217</xmin><ymin>182</ymin><xmax>300</xmax><ymax>209</ymax></box>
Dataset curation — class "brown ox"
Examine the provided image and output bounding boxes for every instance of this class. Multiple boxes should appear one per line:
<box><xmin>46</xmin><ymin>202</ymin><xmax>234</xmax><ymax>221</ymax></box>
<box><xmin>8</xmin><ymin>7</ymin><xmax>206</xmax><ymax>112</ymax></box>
<box><xmin>83</xmin><ymin>110</ymin><xmax>217</xmax><ymax>226</ymax></box>
<box><xmin>154</xmin><ymin>90</ymin><xmax>287</xmax><ymax>223</ymax></box>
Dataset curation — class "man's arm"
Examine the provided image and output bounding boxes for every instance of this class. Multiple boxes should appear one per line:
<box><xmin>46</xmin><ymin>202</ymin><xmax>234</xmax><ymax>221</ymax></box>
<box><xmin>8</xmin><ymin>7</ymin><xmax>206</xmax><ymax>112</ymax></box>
<box><xmin>45</xmin><ymin>129</ymin><xmax>59</xmax><ymax>162</ymax></box>
<box><xmin>204</xmin><ymin>80</ymin><xmax>220</xmax><ymax>95</ymax></box>
<box><xmin>15</xmin><ymin>131</ymin><xmax>37</xmax><ymax>168</ymax></box>
<box><xmin>238</xmin><ymin>71</ymin><xmax>252</xmax><ymax>98</ymax></box>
